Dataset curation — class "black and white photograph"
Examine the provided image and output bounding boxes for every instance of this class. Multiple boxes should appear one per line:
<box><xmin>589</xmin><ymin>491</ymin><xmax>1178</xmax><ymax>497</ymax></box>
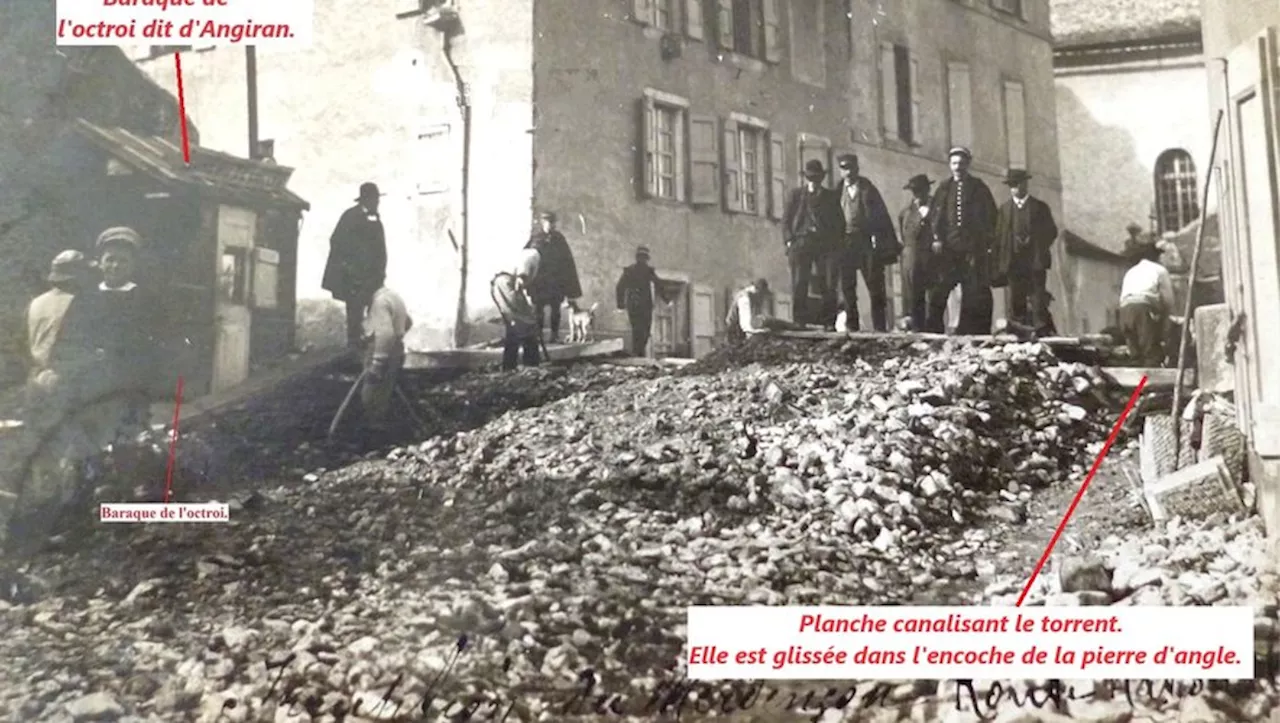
<box><xmin>3</xmin><ymin>0</ymin><xmax>1280</xmax><ymax>719</ymax></box>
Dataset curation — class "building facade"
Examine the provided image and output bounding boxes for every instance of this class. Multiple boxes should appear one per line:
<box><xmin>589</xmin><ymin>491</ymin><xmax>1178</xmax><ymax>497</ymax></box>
<box><xmin>130</xmin><ymin>0</ymin><xmax>1065</xmax><ymax>353</ymax></box>
<box><xmin>1053</xmin><ymin>0</ymin><xmax>1210</xmax><ymax>251</ymax></box>
<box><xmin>1199</xmin><ymin>0</ymin><xmax>1280</xmax><ymax>538</ymax></box>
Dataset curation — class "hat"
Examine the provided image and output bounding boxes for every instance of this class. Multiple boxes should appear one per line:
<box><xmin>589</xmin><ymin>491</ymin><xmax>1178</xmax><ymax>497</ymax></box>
<box><xmin>753</xmin><ymin>278</ymin><xmax>770</xmax><ymax>292</ymax></box>
<box><xmin>803</xmin><ymin>160</ymin><xmax>826</xmax><ymax>179</ymax></box>
<box><xmin>95</xmin><ymin>226</ymin><xmax>141</xmax><ymax>252</ymax></box>
<box><xmin>1126</xmin><ymin>222</ymin><xmax>1144</xmax><ymax>234</ymax></box>
<box><xmin>539</xmin><ymin>210</ymin><xmax>557</xmax><ymax>222</ymax></box>
<box><xmin>1003</xmin><ymin>169</ymin><xmax>1032</xmax><ymax>185</ymax></box>
<box><xmin>904</xmin><ymin>174</ymin><xmax>933</xmax><ymax>190</ymax></box>
<box><xmin>356</xmin><ymin>182</ymin><xmax>384</xmax><ymax>201</ymax></box>
<box><xmin>836</xmin><ymin>153</ymin><xmax>858</xmax><ymax>168</ymax></box>
<box><xmin>948</xmin><ymin>146</ymin><xmax>972</xmax><ymax>160</ymax></box>
<box><xmin>636</xmin><ymin>245</ymin><xmax>651</xmax><ymax>257</ymax></box>
<box><xmin>47</xmin><ymin>249</ymin><xmax>86</xmax><ymax>282</ymax></box>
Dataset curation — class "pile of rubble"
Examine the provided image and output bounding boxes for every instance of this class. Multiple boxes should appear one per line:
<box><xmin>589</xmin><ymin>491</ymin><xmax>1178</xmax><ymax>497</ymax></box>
<box><xmin>0</xmin><ymin>339</ymin><xmax>1157</xmax><ymax>721</ymax></box>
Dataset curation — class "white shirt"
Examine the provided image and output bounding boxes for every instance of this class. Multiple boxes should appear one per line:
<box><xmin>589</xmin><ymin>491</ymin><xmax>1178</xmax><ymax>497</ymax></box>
<box><xmin>100</xmin><ymin>282</ymin><xmax>137</xmax><ymax>292</ymax></box>
<box><xmin>735</xmin><ymin>289</ymin><xmax>773</xmax><ymax>332</ymax></box>
<box><xmin>1012</xmin><ymin>195</ymin><xmax>1028</xmax><ymax>209</ymax></box>
<box><xmin>1120</xmin><ymin>258</ymin><xmax>1175</xmax><ymax>312</ymax></box>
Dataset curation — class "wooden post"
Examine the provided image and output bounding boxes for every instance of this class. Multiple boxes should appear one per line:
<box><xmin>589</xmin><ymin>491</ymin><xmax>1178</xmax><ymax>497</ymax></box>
<box><xmin>1171</xmin><ymin>109</ymin><xmax>1225</xmax><ymax>468</ymax></box>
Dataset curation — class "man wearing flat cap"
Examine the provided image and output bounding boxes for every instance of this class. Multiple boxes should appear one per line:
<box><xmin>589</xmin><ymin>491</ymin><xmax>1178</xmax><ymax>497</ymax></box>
<box><xmin>323</xmin><ymin>182</ymin><xmax>388</xmax><ymax>348</ymax></box>
<box><xmin>615</xmin><ymin>246</ymin><xmax>675</xmax><ymax>356</ymax></box>
<box><xmin>833</xmin><ymin>153</ymin><xmax>899</xmax><ymax>331</ymax></box>
<box><xmin>524</xmin><ymin>210</ymin><xmax>583</xmax><ymax>343</ymax></box>
<box><xmin>782</xmin><ymin>160</ymin><xmax>842</xmax><ymax>325</ymax></box>
<box><xmin>927</xmin><ymin>146</ymin><xmax>998</xmax><ymax>334</ymax></box>
<box><xmin>991</xmin><ymin>168</ymin><xmax>1059</xmax><ymax>336</ymax></box>
<box><xmin>898</xmin><ymin>174</ymin><xmax>936</xmax><ymax>331</ymax></box>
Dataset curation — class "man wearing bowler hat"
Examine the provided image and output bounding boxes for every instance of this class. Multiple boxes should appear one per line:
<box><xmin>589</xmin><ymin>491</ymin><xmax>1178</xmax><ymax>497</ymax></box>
<box><xmin>991</xmin><ymin>168</ymin><xmax>1059</xmax><ymax>336</ymax></box>
<box><xmin>898</xmin><ymin>174</ymin><xmax>936</xmax><ymax>331</ymax></box>
<box><xmin>781</xmin><ymin>159</ymin><xmax>842</xmax><ymax>325</ymax></box>
<box><xmin>927</xmin><ymin>147</ymin><xmax>998</xmax><ymax>335</ymax></box>
<box><xmin>323</xmin><ymin>182</ymin><xmax>388</xmax><ymax>348</ymax></box>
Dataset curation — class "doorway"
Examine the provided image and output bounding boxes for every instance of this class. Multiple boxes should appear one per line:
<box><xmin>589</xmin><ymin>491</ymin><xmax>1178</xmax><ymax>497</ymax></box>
<box><xmin>651</xmin><ymin>271</ymin><xmax>691</xmax><ymax>358</ymax></box>
<box><xmin>213</xmin><ymin>205</ymin><xmax>256</xmax><ymax>393</ymax></box>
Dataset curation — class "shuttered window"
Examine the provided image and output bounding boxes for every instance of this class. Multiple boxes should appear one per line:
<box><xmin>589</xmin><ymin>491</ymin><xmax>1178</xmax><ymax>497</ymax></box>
<box><xmin>1003</xmin><ymin>79</ymin><xmax>1027</xmax><ymax>170</ymax></box>
<box><xmin>947</xmin><ymin>61</ymin><xmax>973</xmax><ymax>149</ymax></box>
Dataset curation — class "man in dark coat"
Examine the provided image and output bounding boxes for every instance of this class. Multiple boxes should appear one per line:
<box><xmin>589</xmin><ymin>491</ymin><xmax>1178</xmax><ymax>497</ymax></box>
<box><xmin>991</xmin><ymin>168</ymin><xmax>1059</xmax><ymax>335</ymax></box>
<box><xmin>927</xmin><ymin>147</ymin><xmax>998</xmax><ymax>335</ymax></box>
<box><xmin>833</xmin><ymin>154</ymin><xmax>900</xmax><ymax>331</ymax></box>
<box><xmin>897</xmin><ymin>174</ymin><xmax>936</xmax><ymax>332</ymax></box>
<box><xmin>524</xmin><ymin>210</ymin><xmax>582</xmax><ymax>343</ymax></box>
<box><xmin>323</xmin><ymin>182</ymin><xmax>388</xmax><ymax>347</ymax></box>
<box><xmin>781</xmin><ymin>160</ymin><xmax>842</xmax><ymax>325</ymax></box>
<box><xmin>614</xmin><ymin>246</ymin><xmax>673</xmax><ymax>356</ymax></box>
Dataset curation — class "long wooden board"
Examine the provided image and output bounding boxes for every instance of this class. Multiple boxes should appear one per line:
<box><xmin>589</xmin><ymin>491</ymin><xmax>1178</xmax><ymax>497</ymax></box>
<box><xmin>1101</xmin><ymin>367</ymin><xmax>1194</xmax><ymax>391</ymax></box>
<box><xmin>404</xmin><ymin>338</ymin><xmax>624</xmax><ymax>370</ymax></box>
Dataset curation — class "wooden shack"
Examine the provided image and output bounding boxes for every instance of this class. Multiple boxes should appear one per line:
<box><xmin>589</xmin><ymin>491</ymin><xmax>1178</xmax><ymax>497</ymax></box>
<box><xmin>68</xmin><ymin>118</ymin><xmax>310</xmax><ymax>397</ymax></box>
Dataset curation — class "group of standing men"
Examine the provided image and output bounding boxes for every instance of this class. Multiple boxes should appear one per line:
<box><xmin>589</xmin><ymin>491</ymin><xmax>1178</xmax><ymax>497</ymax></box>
<box><xmin>782</xmin><ymin>146</ymin><xmax>1058</xmax><ymax>336</ymax></box>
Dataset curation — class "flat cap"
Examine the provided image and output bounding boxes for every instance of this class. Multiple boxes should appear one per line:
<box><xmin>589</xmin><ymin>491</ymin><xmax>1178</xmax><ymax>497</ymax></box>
<box><xmin>95</xmin><ymin>226</ymin><xmax>142</xmax><ymax>251</ymax></box>
<box><xmin>947</xmin><ymin>146</ymin><xmax>972</xmax><ymax>160</ymax></box>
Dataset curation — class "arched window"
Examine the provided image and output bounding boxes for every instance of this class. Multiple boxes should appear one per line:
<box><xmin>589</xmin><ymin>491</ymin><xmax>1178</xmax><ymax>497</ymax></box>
<box><xmin>1154</xmin><ymin>149</ymin><xmax>1200</xmax><ymax>234</ymax></box>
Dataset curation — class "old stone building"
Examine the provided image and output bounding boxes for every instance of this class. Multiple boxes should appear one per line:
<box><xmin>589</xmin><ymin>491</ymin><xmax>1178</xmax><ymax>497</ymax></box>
<box><xmin>1053</xmin><ymin>0</ymin><xmax>1210</xmax><ymax>249</ymax></box>
<box><xmin>130</xmin><ymin>0</ymin><xmax>1065</xmax><ymax>353</ymax></box>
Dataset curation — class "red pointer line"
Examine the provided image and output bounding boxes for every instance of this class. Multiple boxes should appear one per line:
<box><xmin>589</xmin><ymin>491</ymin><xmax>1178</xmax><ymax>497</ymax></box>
<box><xmin>174</xmin><ymin>52</ymin><xmax>191</xmax><ymax>164</ymax></box>
<box><xmin>163</xmin><ymin>376</ymin><xmax>185</xmax><ymax>504</ymax></box>
<box><xmin>1014</xmin><ymin>375</ymin><xmax>1148</xmax><ymax>606</ymax></box>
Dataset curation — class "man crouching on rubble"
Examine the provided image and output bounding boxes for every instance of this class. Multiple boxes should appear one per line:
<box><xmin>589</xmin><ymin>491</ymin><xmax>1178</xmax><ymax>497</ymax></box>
<box><xmin>492</xmin><ymin>248</ymin><xmax>543</xmax><ymax>371</ymax></box>
<box><xmin>360</xmin><ymin>280</ymin><xmax>412</xmax><ymax>439</ymax></box>
<box><xmin>726</xmin><ymin>279</ymin><xmax>782</xmax><ymax>344</ymax></box>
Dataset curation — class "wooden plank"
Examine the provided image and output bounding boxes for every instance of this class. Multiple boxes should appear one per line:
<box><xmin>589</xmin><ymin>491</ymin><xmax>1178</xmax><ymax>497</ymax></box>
<box><xmin>148</xmin><ymin>346</ymin><xmax>355</xmax><ymax>425</ymax></box>
<box><xmin>1101</xmin><ymin>367</ymin><xmax>1195</xmax><ymax>390</ymax></box>
<box><xmin>404</xmin><ymin>338</ymin><xmax>624</xmax><ymax>370</ymax></box>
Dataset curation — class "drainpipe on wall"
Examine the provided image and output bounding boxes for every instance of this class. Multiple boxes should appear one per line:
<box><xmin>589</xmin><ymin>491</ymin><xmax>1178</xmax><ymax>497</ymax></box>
<box><xmin>441</xmin><ymin>28</ymin><xmax>471</xmax><ymax>348</ymax></box>
<box><xmin>246</xmin><ymin>47</ymin><xmax>260</xmax><ymax>159</ymax></box>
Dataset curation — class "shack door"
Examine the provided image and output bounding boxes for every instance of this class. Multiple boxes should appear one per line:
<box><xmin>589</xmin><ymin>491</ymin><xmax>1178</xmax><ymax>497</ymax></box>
<box><xmin>691</xmin><ymin>284</ymin><xmax>717</xmax><ymax>357</ymax></box>
<box><xmin>213</xmin><ymin>205</ymin><xmax>256</xmax><ymax>392</ymax></box>
<box><xmin>1227</xmin><ymin>28</ymin><xmax>1280</xmax><ymax>455</ymax></box>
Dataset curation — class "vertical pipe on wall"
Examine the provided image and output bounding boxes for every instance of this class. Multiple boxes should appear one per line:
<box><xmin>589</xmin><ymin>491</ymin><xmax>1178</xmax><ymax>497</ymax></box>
<box><xmin>246</xmin><ymin>47</ymin><xmax>259</xmax><ymax>159</ymax></box>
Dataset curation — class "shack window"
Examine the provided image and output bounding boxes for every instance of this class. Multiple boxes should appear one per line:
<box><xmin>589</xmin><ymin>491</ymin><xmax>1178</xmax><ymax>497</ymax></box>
<box><xmin>219</xmin><ymin>248</ymin><xmax>249</xmax><ymax>304</ymax></box>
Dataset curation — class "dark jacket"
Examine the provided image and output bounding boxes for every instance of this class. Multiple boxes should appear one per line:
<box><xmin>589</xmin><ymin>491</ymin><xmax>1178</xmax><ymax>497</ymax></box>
<box><xmin>929</xmin><ymin>174</ymin><xmax>998</xmax><ymax>255</ymax></box>
<box><xmin>834</xmin><ymin>177</ymin><xmax>901</xmax><ymax>263</ymax></box>
<box><xmin>322</xmin><ymin>204</ymin><xmax>387</xmax><ymax>302</ymax></box>
<box><xmin>524</xmin><ymin>229</ymin><xmax>582</xmax><ymax>303</ymax></box>
<box><xmin>781</xmin><ymin>185</ymin><xmax>842</xmax><ymax>256</ymax></box>
<box><xmin>616</xmin><ymin>263</ymin><xmax>669</xmax><ymax>314</ymax></box>
<box><xmin>51</xmin><ymin>284</ymin><xmax>161</xmax><ymax>404</ymax></box>
<box><xmin>991</xmin><ymin>195</ymin><xmax>1059</xmax><ymax>285</ymax></box>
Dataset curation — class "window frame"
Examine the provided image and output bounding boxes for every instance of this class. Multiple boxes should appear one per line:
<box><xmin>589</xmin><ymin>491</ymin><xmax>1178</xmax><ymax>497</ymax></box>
<box><xmin>725</xmin><ymin>112</ymin><xmax>772</xmax><ymax>215</ymax></box>
<box><xmin>1153</xmin><ymin>149</ymin><xmax>1200</xmax><ymax>235</ymax></box>
<box><xmin>639</xmin><ymin>89</ymin><xmax>691</xmax><ymax>204</ymax></box>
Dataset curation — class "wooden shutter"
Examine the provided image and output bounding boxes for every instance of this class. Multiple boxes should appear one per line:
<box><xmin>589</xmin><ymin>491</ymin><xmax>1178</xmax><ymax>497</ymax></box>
<box><xmin>686</xmin><ymin>0</ymin><xmax>704</xmax><ymax>39</ymax></box>
<box><xmin>1004</xmin><ymin>80</ymin><xmax>1027</xmax><ymax>170</ymax></box>
<box><xmin>908</xmin><ymin>51</ymin><xmax>922</xmax><ymax>145</ymax></box>
<box><xmin>880</xmin><ymin>42</ymin><xmax>899</xmax><ymax>142</ymax></box>
<box><xmin>689</xmin><ymin>114</ymin><xmax>720</xmax><ymax>205</ymax></box>
<box><xmin>722</xmin><ymin>118</ymin><xmax>742</xmax><ymax>212</ymax></box>
<box><xmin>768</xmin><ymin>132</ymin><xmax>786</xmax><ymax>220</ymax></box>
<box><xmin>692</xmin><ymin>283</ymin><xmax>716</xmax><ymax>356</ymax></box>
<box><xmin>716</xmin><ymin>0</ymin><xmax>735</xmax><ymax>49</ymax></box>
<box><xmin>774</xmin><ymin>292</ymin><xmax>793</xmax><ymax>322</ymax></box>
<box><xmin>638</xmin><ymin>97</ymin><xmax>656</xmax><ymax>198</ymax></box>
<box><xmin>633</xmin><ymin>0</ymin><xmax>654</xmax><ymax>24</ymax></box>
<box><xmin>947</xmin><ymin>61</ymin><xmax>973</xmax><ymax>148</ymax></box>
<box><xmin>763</xmin><ymin>0</ymin><xmax>782</xmax><ymax>62</ymax></box>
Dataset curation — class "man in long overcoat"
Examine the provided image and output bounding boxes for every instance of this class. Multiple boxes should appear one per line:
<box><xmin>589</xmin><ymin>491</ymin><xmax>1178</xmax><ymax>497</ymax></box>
<box><xmin>991</xmin><ymin>168</ymin><xmax>1059</xmax><ymax>335</ymax></box>
<box><xmin>833</xmin><ymin>154</ymin><xmax>900</xmax><ymax>331</ymax></box>
<box><xmin>323</xmin><ymin>182</ymin><xmax>388</xmax><ymax>347</ymax></box>
<box><xmin>927</xmin><ymin>147</ymin><xmax>998</xmax><ymax>335</ymax></box>
<box><xmin>897</xmin><ymin>174</ymin><xmax>936</xmax><ymax>331</ymax></box>
<box><xmin>615</xmin><ymin>246</ymin><xmax>674</xmax><ymax>356</ymax></box>
<box><xmin>524</xmin><ymin>210</ymin><xmax>582</xmax><ymax>343</ymax></box>
<box><xmin>781</xmin><ymin>160</ymin><xmax>842</xmax><ymax>325</ymax></box>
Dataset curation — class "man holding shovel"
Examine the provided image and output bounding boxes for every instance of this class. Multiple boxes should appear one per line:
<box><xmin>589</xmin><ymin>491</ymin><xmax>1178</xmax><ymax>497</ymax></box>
<box><xmin>361</xmin><ymin>280</ymin><xmax>413</xmax><ymax>439</ymax></box>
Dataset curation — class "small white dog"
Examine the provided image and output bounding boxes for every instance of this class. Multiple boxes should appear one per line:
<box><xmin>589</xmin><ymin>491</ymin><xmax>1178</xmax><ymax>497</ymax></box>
<box><xmin>566</xmin><ymin>300</ymin><xmax>598</xmax><ymax>343</ymax></box>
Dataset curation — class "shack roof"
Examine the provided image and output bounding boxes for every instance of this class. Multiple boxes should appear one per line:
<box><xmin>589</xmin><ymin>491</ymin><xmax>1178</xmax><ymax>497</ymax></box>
<box><xmin>1051</xmin><ymin>0</ymin><xmax>1201</xmax><ymax>47</ymax></box>
<box><xmin>73</xmin><ymin>118</ymin><xmax>310</xmax><ymax>211</ymax></box>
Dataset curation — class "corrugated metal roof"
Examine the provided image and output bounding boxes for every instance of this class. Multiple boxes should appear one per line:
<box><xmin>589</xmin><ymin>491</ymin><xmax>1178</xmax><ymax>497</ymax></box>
<box><xmin>1052</xmin><ymin>0</ymin><xmax>1201</xmax><ymax>47</ymax></box>
<box><xmin>73</xmin><ymin>118</ymin><xmax>310</xmax><ymax>210</ymax></box>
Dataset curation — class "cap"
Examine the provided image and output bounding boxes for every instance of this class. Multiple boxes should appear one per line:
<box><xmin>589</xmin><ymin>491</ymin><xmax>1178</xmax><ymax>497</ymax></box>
<box><xmin>636</xmin><ymin>245</ymin><xmax>651</xmax><ymax>257</ymax></box>
<box><xmin>539</xmin><ymin>210</ymin><xmax>557</xmax><ymax>222</ymax></box>
<box><xmin>47</xmin><ymin>249</ymin><xmax>86</xmax><ymax>282</ymax></box>
<box><xmin>836</xmin><ymin>153</ymin><xmax>858</xmax><ymax>168</ymax></box>
<box><xmin>753</xmin><ymin>278</ymin><xmax>770</xmax><ymax>292</ymax></box>
<box><xmin>948</xmin><ymin>146</ymin><xmax>972</xmax><ymax>160</ymax></box>
<box><xmin>95</xmin><ymin>226</ymin><xmax>141</xmax><ymax>252</ymax></box>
